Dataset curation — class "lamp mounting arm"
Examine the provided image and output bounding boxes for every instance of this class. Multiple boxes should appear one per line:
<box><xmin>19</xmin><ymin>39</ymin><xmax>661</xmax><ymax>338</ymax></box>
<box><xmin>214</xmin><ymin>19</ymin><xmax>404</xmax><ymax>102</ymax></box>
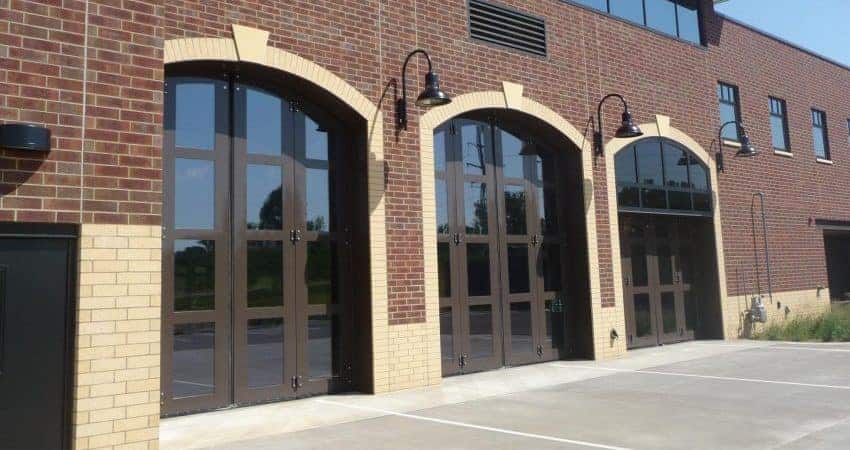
<box><xmin>717</xmin><ymin>120</ymin><xmax>746</xmax><ymax>172</ymax></box>
<box><xmin>594</xmin><ymin>93</ymin><xmax>630</xmax><ymax>156</ymax></box>
<box><xmin>401</xmin><ymin>49</ymin><xmax>433</xmax><ymax>109</ymax></box>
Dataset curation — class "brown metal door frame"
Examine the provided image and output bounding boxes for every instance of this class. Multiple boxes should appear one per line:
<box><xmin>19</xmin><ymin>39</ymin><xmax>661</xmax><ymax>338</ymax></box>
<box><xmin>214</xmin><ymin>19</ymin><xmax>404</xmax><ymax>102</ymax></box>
<box><xmin>454</xmin><ymin>118</ymin><xmax>503</xmax><ymax>374</ymax></box>
<box><xmin>231</xmin><ymin>80</ymin><xmax>298</xmax><ymax>404</ymax></box>
<box><xmin>493</xmin><ymin>125</ymin><xmax>539</xmax><ymax>367</ymax></box>
<box><xmin>162</xmin><ymin>75</ymin><xmax>233</xmax><ymax>415</ymax></box>
<box><xmin>621</xmin><ymin>215</ymin><xmax>660</xmax><ymax>349</ymax></box>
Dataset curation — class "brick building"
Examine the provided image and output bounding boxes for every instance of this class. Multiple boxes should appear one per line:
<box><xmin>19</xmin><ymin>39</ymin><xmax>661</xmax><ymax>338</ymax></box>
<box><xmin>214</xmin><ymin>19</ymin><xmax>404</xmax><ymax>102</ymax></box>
<box><xmin>1</xmin><ymin>0</ymin><xmax>848</xmax><ymax>448</ymax></box>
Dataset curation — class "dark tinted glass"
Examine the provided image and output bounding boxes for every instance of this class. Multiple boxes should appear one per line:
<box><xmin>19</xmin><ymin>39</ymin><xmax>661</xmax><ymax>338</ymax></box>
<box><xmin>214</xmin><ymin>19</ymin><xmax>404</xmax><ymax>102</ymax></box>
<box><xmin>663</xmin><ymin>143</ymin><xmax>689</xmax><ymax>188</ymax></box>
<box><xmin>469</xmin><ymin>304</ymin><xmax>494</xmax><ymax>357</ymax></box>
<box><xmin>306</xmin><ymin>168</ymin><xmax>330</xmax><ymax>232</ymax></box>
<box><xmin>305</xmin><ymin>115</ymin><xmax>328</xmax><ymax>161</ymax></box>
<box><xmin>247</xmin><ymin>318</ymin><xmax>284</xmax><ymax>388</ymax></box>
<box><xmin>636</xmin><ymin>141</ymin><xmax>663</xmax><ymax>186</ymax></box>
<box><xmin>500</xmin><ymin>130</ymin><xmax>525</xmax><ymax>179</ymax></box>
<box><xmin>668</xmin><ymin>191</ymin><xmax>692</xmax><ymax>210</ymax></box>
<box><xmin>175</xmin><ymin>81</ymin><xmax>215</xmax><ymax>150</ymax></box>
<box><xmin>174</xmin><ymin>240</ymin><xmax>215</xmax><ymax>311</ymax></box>
<box><xmin>307</xmin><ymin>240</ymin><xmax>336</xmax><ymax>305</ymax></box>
<box><xmin>685</xmin><ymin>290</ymin><xmax>699</xmax><ymax>331</ymax></box>
<box><xmin>510</xmin><ymin>302</ymin><xmax>533</xmax><ymax>354</ymax></box>
<box><xmin>172</xmin><ymin>322</ymin><xmax>215</xmax><ymax>398</ymax></box>
<box><xmin>573</xmin><ymin>0</ymin><xmax>606</xmax><ymax>11</ymax></box>
<box><xmin>661</xmin><ymin>292</ymin><xmax>677</xmax><ymax>333</ymax></box>
<box><xmin>462</xmin><ymin>123</ymin><xmax>487</xmax><ymax>176</ymax></box>
<box><xmin>634</xmin><ymin>294</ymin><xmax>652</xmax><ymax>337</ymax></box>
<box><xmin>438</xmin><ymin>242</ymin><xmax>451</xmax><ymax>298</ymax></box>
<box><xmin>307</xmin><ymin>315</ymin><xmax>337</xmax><ymax>379</ymax></box>
<box><xmin>615</xmin><ymin>148</ymin><xmax>637</xmax><ymax>184</ymax></box>
<box><xmin>465</xmin><ymin>182</ymin><xmax>489</xmax><ymax>235</ymax></box>
<box><xmin>618</xmin><ymin>186</ymin><xmax>640</xmax><ymax>208</ymax></box>
<box><xmin>434</xmin><ymin>129</ymin><xmax>448</xmax><ymax>173</ymax></box>
<box><xmin>246</xmin><ymin>87</ymin><xmax>283</xmax><ymax>155</ymax></box>
<box><xmin>676</xmin><ymin>1</ymin><xmax>701</xmax><ymax>44</ymax></box>
<box><xmin>436</xmin><ymin>178</ymin><xmax>449</xmax><ymax>234</ymax></box>
<box><xmin>641</xmin><ymin>187</ymin><xmax>667</xmax><ymax>209</ymax></box>
<box><xmin>542</xmin><ymin>244</ymin><xmax>562</xmax><ymax>292</ymax></box>
<box><xmin>610</xmin><ymin>0</ymin><xmax>644</xmax><ymax>23</ymax></box>
<box><xmin>440</xmin><ymin>307</ymin><xmax>453</xmax><ymax>360</ymax></box>
<box><xmin>504</xmin><ymin>185</ymin><xmax>527</xmax><ymax>235</ymax></box>
<box><xmin>539</xmin><ymin>184</ymin><xmax>559</xmax><ymax>234</ymax></box>
<box><xmin>175</xmin><ymin>158</ymin><xmax>215</xmax><ymax>229</ymax></box>
<box><xmin>247</xmin><ymin>241</ymin><xmax>283</xmax><ymax>308</ymax></box>
<box><xmin>631</xmin><ymin>243</ymin><xmax>648</xmax><ymax>287</ymax></box>
<box><xmin>466</xmin><ymin>243</ymin><xmax>491</xmax><ymax>297</ymax></box>
<box><xmin>507</xmin><ymin>244</ymin><xmax>530</xmax><ymax>294</ymax></box>
<box><xmin>689</xmin><ymin>158</ymin><xmax>709</xmax><ymax>191</ymax></box>
<box><xmin>693</xmin><ymin>192</ymin><xmax>711</xmax><ymax>212</ymax></box>
<box><xmin>645</xmin><ymin>0</ymin><xmax>677</xmax><ymax>36</ymax></box>
<box><xmin>246</xmin><ymin>164</ymin><xmax>282</xmax><ymax>230</ymax></box>
<box><xmin>657</xmin><ymin>244</ymin><xmax>673</xmax><ymax>285</ymax></box>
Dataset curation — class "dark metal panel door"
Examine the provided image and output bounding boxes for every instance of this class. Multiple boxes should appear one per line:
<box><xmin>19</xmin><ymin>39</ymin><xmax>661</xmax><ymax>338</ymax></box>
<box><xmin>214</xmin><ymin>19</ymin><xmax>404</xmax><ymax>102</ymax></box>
<box><xmin>0</xmin><ymin>237</ymin><xmax>75</xmax><ymax>450</ymax></box>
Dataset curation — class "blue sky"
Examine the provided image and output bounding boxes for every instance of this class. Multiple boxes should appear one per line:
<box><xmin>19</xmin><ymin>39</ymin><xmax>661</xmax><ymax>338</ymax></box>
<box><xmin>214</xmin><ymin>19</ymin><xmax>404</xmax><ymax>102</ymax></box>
<box><xmin>716</xmin><ymin>0</ymin><xmax>850</xmax><ymax>67</ymax></box>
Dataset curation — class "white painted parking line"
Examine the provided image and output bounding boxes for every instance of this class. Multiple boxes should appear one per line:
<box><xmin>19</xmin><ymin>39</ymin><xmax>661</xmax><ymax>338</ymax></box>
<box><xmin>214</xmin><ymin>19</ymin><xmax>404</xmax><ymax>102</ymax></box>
<box><xmin>317</xmin><ymin>399</ymin><xmax>634</xmax><ymax>450</ymax></box>
<box><xmin>554</xmin><ymin>364</ymin><xmax>850</xmax><ymax>390</ymax></box>
<box><xmin>768</xmin><ymin>345</ymin><xmax>850</xmax><ymax>353</ymax></box>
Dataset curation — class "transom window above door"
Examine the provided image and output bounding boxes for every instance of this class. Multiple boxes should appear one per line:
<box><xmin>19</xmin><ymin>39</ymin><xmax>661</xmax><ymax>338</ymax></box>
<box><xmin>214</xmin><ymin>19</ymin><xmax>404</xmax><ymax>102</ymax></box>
<box><xmin>615</xmin><ymin>138</ymin><xmax>712</xmax><ymax>215</ymax></box>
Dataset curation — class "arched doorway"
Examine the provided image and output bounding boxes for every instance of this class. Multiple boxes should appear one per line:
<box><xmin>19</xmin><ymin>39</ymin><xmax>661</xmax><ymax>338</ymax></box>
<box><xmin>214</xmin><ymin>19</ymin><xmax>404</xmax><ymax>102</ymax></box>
<box><xmin>614</xmin><ymin>138</ymin><xmax>723</xmax><ymax>348</ymax></box>
<box><xmin>161</xmin><ymin>62</ymin><xmax>371</xmax><ymax>415</ymax></box>
<box><xmin>434</xmin><ymin>110</ymin><xmax>592</xmax><ymax>376</ymax></box>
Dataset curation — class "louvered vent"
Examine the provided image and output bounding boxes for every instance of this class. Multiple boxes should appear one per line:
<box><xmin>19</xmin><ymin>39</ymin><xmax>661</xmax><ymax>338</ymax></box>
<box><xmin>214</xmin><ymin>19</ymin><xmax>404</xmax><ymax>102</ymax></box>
<box><xmin>468</xmin><ymin>0</ymin><xmax>547</xmax><ymax>57</ymax></box>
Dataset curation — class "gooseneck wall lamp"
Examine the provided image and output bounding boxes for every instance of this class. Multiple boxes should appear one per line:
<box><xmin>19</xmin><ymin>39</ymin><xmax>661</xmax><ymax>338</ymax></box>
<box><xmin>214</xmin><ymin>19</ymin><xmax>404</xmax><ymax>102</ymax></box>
<box><xmin>716</xmin><ymin>120</ymin><xmax>757</xmax><ymax>172</ymax></box>
<box><xmin>594</xmin><ymin>93</ymin><xmax>643</xmax><ymax>155</ymax></box>
<box><xmin>397</xmin><ymin>49</ymin><xmax>452</xmax><ymax>130</ymax></box>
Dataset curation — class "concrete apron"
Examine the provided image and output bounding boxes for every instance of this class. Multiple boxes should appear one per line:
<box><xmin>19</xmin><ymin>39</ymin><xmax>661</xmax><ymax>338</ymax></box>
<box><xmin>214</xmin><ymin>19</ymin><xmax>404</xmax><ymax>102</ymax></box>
<box><xmin>160</xmin><ymin>340</ymin><xmax>771</xmax><ymax>449</ymax></box>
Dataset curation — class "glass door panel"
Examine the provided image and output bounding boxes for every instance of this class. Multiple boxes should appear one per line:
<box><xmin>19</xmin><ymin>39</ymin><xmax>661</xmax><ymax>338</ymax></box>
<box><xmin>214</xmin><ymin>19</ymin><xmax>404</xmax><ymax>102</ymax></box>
<box><xmin>163</xmin><ymin>76</ymin><xmax>232</xmax><ymax>414</ymax></box>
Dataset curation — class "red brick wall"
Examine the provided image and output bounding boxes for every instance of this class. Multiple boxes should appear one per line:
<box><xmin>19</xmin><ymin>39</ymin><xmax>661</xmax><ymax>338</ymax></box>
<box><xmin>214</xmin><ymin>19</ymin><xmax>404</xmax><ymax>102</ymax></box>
<box><xmin>705</xmin><ymin>13</ymin><xmax>850</xmax><ymax>296</ymax></box>
<box><xmin>4</xmin><ymin>1</ymin><xmax>849</xmax><ymax>321</ymax></box>
<box><xmin>0</xmin><ymin>0</ymin><xmax>163</xmax><ymax>225</ymax></box>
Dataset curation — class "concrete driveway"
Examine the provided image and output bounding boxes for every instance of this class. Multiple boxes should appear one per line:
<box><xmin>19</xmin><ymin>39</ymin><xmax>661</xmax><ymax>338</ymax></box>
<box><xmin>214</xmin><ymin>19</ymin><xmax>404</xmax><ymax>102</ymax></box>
<box><xmin>162</xmin><ymin>341</ymin><xmax>850</xmax><ymax>449</ymax></box>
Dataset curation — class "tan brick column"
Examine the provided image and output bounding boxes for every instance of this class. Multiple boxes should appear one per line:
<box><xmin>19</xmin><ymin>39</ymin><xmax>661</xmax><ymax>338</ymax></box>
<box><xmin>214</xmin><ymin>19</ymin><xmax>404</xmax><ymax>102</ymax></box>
<box><xmin>74</xmin><ymin>224</ymin><xmax>161</xmax><ymax>450</ymax></box>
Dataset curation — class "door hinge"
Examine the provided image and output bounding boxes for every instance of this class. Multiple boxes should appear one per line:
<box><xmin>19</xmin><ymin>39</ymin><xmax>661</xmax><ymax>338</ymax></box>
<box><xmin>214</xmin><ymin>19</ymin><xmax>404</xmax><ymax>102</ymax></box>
<box><xmin>536</xmin><ymin>344</ymin><xmax>543</xmax><ymax>357</ymax></box>
<box><xmin>291</xmin><ymin>375</ymin><xmax>303</xmax><ymax>389</ymax></box>
<box><xmin>459</xmin><ymin>353</ymin><xmax>467</xmax><ymax>368</ymax></box>
<box><xmin>530</xmin><ymin>234</ymin><xmax>541</xmax><ymax>247</ymax></box>
<box><xmin>289</xmin><ymin>229</ymin><xmax>302</xmax><ymax>244</ymax></box>
<box><xmin>160</xmin><ymin>391</ymin><xmax>165</xmax><ymax>405</ymax></box>
<box><xmin>452</xmin><ymin>233</ymin><xmax>463</xmax><ymax>246</ymax></box>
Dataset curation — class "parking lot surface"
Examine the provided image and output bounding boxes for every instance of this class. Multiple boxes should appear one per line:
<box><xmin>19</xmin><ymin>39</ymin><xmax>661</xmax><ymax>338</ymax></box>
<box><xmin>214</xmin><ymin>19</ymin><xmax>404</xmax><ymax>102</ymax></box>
<box><xmin>163</xmin><ymin>341</ymin><xmax>850</xmax><ymax>449</ymax></box>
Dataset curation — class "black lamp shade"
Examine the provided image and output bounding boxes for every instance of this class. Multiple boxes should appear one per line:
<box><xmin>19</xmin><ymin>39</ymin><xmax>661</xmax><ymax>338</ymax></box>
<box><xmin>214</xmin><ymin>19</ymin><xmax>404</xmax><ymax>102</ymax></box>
<box><xmin>0</xmin><ymin>123</ymin><xmax>51</xmax><ymax>152</ymax></box>
<box><xmin>736</xmin><ymin>132</ymin><xmax>758</xmax><ymax>157</ymax></box>
<box><xmin>615</xmin><ymin>110</ymin><xmax>643</xmax><ymax>139</ymax></box>
<box><xmin>415</xmin><ymin>72</ymin><xmax>452</xmax><ymax>107</ymax></box>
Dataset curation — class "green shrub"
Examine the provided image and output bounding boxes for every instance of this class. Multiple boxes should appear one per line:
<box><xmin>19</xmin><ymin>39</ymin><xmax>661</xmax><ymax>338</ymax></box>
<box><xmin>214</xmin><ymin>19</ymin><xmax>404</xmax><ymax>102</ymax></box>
<box><xmin>754</xmin><ymin>304</ymin><xmax>850</xmax><ymax>342</ymax></box>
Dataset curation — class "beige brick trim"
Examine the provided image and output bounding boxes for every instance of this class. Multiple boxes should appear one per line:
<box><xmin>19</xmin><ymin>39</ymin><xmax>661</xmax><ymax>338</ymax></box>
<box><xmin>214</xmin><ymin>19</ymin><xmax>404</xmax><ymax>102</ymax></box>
<box><xmin>74</xmin><ymin>224</ymin><xmax>161</xmax><ymax>450</ymax></box>
<box><xmin>418</xmin><ymin>86</ymin><xmax>602</xmax><ymax>371</ymax></box>
<box><xmin>163</xmin><ymin>27</ymin><xmax>391</xmax><ymax>395</ymax></box>
<box><xmin>604</xmin><ymin>118</ymin><xmax>732</xmax><ymax>351</ymax></box>
<box><xmin>727</xmin><ymin>289</ymin><xmax>831</xmax><ymax>338</ymax></box>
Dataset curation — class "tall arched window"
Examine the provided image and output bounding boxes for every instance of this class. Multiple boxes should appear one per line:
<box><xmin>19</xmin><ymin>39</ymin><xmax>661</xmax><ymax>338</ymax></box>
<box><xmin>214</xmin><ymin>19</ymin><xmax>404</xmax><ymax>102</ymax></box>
<box><xmin>615</xmin><ymin>138</ymin><xmax>711</xmax><ymax>215</ymax></box>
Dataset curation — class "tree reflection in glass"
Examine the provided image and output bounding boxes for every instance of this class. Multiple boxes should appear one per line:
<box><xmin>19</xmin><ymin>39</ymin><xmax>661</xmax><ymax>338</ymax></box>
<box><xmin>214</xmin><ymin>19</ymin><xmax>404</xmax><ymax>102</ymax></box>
<box><xmin>174</xmin><ymin>240</ymin><xmax>215</xmax><ymax>311</ymax></box>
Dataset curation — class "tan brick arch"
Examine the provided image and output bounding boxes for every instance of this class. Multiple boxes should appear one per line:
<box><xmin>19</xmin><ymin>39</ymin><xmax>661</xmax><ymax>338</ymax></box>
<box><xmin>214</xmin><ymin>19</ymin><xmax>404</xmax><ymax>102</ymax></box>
<box><xmin>604</xmin><ymin>115</ymin><xmax>733</xmax><ymax>342</ymax></box>
<box><xmin>164</xmin><ymin>25</ymin><xmax>393</xmax><ymax>392</ymax></box>
<box><xmin>417</xmin><ymin>83</ymin><xmax>619</xmax><ymax>363</ymax></box>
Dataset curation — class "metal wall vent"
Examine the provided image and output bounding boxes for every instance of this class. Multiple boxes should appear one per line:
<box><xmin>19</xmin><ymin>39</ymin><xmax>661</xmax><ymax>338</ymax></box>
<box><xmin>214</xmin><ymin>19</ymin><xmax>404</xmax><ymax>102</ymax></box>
<box><xmin>468</xmin><ymin>0</ymin><xmax>547</xmax><ymax>57</ymax></box>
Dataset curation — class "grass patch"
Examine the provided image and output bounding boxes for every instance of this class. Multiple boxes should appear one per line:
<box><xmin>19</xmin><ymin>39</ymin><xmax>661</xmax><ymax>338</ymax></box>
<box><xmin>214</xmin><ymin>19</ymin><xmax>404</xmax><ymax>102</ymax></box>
<box><xmin>754</xmin><ymin>303</ymin><xmax>850</xmax><ymax>342</ymax></box>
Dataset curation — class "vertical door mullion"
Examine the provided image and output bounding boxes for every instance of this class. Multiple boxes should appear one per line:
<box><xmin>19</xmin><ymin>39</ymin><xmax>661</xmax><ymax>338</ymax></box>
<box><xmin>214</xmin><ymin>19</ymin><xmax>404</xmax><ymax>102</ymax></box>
<box><xmin>646</xmin><ymin>222</ymin><xmax>664</xmax><ymax>346</ymax></box>
<box><xmin>286</xmin><ymin>104</ymin><xmax>303</xmax><ymax>393</ymax></box>
<box><xmin>452</xmin><ymin>120</ymin><xmax>471</xmax><ymax>371</ymax></box>
<box><xmin>447</xmin><ymin>122</ymin><xmax>465</xmax><ymax>374</ymax></box>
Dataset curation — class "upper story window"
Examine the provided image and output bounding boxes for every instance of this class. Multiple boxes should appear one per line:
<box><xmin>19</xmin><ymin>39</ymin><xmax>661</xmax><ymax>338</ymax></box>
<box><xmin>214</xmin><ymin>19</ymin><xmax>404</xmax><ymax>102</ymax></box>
<box><xmin>570</xmin><ymin>0</ymin><xmax>702</xmax><ymax>45</ymax></box>
<box><xmin>615</xmin><ymin>138</ymin><xmax>712</xmax><ymax>215</ymax></box>
<box><xmin>812</xmin><ymin>109</ymin><xmax>830</xmax><ymax>160</ymax></box>
<box><xmin>717</xmin><ymin>82</ymin><xmax>741</xmax><ymax>141</ymax></box>
<box><xmin>769</xmin><ymin>97</ymin><xmax>790</xmax><ymax>151</ymax></box>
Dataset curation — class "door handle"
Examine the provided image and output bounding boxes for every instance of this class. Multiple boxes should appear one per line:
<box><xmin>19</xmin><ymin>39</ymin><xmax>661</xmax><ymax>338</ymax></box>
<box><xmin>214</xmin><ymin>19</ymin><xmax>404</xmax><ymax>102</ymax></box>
<box><xmin>624</xmin><ymin>275</ymin><xmax>631</xmax><ymax>286</ymax></box>
<box><xmin>536</xmin><ymin>344</ymin><xmax>543</xmax><ymax>357</ymax></box>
